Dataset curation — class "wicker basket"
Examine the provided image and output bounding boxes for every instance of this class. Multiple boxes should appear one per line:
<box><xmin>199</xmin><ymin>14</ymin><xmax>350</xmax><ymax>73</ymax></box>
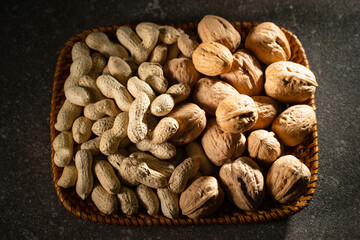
<box><xmin>50</xmin><ymin>21</ymin><xmax>319</xmax><ymax>226</ymax></box>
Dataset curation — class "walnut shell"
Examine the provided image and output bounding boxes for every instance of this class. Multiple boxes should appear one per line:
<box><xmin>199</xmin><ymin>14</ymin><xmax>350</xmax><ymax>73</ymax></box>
<box><xmin>197</xmin><ymin>15</ymin><xmax>241</xmax><ymax>52</ymax></box>
<box><xmin>219</xmin><ymin>157</ymin><xmax>265</xmax><ymax>210</ymax></box>
<box><xmin>192</xmin><ymin>77</ymin><xmax>240</xmax><ymax>115</ymax></box>
<box><xmin>179</xmin><ymin>176</ymin><xmax>224</xmax><ymax>219</ymax></box>
<box><xmin>167</xmin><ymin>103</ymin><xmax>207</xmax><ymax>146</ymax></box>
<box><xmin>266</xmin><ymin>155</ymin><xmax>311</xmax><ymax>203</ymax></box>
<box><xmin>201</xmin><ymin>118</ymin><xmax>246</xmax><ymax>166</ymax></box>
<box><xmin>245</xmin><ymin>22</ymin><xmax>291</xmax><ymax>65</ymax></box>
<box><xmin>163</xmin><ymin>58</ymin><xmax>201</xmax><ymax>88</ymax></box>
<box><xmin>192</xmin><ymin>42</ymin><xmax>233</xmax><ymax>76</ymax></box>
<box><xmin>216</xmin><ymin>94</ymin><xmax>258</xmax><ymax>133</ymax></box>
<box><xmin>272</xmin><ymin>104</ymin><xmax>316</xmax><ymax>146</ymax></box>
<box><xmin>264</xmin><ymin>61</ymin><xmax>318</xmax><ymax>103</ymax></box>
<box><xmin>249</xmin><ymin>96</ymin><xmax>279</xmax><ymax>131</ymax></box>
<box><xmin>247</xmin><ymin>130</ymin><xmax>282</xmax><ymax>165</ymax></box>
<box><xmin>220</xmin><ymin>49</ymin><xmax>264</xmax><ymax>96</ymax></box>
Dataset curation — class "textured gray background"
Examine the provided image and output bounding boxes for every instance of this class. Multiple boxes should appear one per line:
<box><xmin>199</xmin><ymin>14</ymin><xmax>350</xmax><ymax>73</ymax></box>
<box><xmin>1</xmin><ymin>0</ymin><xmax>359</xmax><ymax>239</ymax></box>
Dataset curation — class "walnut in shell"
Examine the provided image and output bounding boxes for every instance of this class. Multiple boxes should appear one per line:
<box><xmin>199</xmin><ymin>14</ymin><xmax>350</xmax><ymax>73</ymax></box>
<box><xmin>266</xmin><ymin>155</ymin><xmax>311</xmax><ymax>203</ymax></box>
<box><xmin>272</xmin><ymin>104</ymin><xmax>316</xmax><ymax>146</ymax></box>
<box><xmin>219</xmin><ymin>157</ymin><xmax>265</xmax><ymax>211</ymax></box>
<box><xmin>167</xmin><ymin>103</ymin><xmax>207</xmax><ymax>146</ymax></box>
<box><xmin>247</xmin><ymin>130</ymin><xmax>282</xmax><ymax>165</ymax></box>
<box><xmin>220</xmin><ymin>49</ymin><xmax>264</xmax><ymax>96</ymax></box>
<box><xmin>249</xmin><ymin>96</ymin><xmax>279</xmax><ymax>131</ymax></box>
<box><xmin>201</xmin><ymin>118</ymin><xmax>246</xmax><ymax>166</ymax></box>
<box><xmin>264</xmin><ymin>61</ymin><xmax>318</xmax><ymax>103</ymax></box>
<box><xmin>197</xmin><ymin>15</ymin><xmax>241</xmax><ymax>52</ymax></box>
<box><xmin>192</xmin><ymin>77</ymin><xmax>240</xmax><ymax>115</ymax></box>
<box><xmin>216</xmin><ymin>94</ymin><xmax>258</xmax><ymax>133</ymax></box>
<box><xmin>179</xmin><ymin>176</ymin><xmax>224</xmax><ymax>219</ymax></box>
<box><xmin>245</xmin><ymin>22</ymin><xmax>291</xmax><ymax>65</ymax></box>
<box><xmin>163</xmin><ymin>58</ymin><xmax>201</xmax><ymax>88</ymax></box>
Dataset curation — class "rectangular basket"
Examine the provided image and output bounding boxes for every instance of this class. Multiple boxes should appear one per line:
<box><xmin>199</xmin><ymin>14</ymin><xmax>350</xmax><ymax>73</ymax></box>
<box><xmin>50</xmin><ymin>21</ymin><xmax>319</xmax><ymax>226</ymax></box>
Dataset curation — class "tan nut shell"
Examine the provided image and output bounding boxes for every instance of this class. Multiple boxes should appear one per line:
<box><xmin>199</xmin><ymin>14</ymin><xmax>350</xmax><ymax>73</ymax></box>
<box><xmin>157</xmin><ymin>188</ymin><xmax>179</xmax><ymax>219</ymax></box>
<box><xmin>198</xmin><ymin>15</ymin><xmax>241</xmax><ymax>52</ymax></box>
<box><xmin>266</xmin><ymin>155</ymin><xmax>311</xmax><ymax>203</ymax></box>
<box><xmin>249</xmin><ymin>96</ymin><xmax>279</xmax><ymax>131</ymax></box>
<box><xmin>247</xmin><ymin>130</ymin><xmax>281</xmax><ymax>165</ymax></box>
<box><xmin>192</xmin><ymin>77</ymin><xmax>240</xmax><ymax>115</ymax></box>
<box><xmin>216</xmin><ymin>94</ymin><xmax>258</xmax><ymax>133</ymax></box>
<box><xmin>163</xmin><ymin>58</ymin><xmax>201</xmax><ymax>88</ymax></box>
<box><xmin>94</xmin><ymin>160</ymin><xmax>121</xmax><ymax>195</ymax></box>
<box><xmin>245</xmin><ymin>22</ymin><xmax>291</xmax><ymax>65</ymax></box>
<box><xmin>201</xmin><ymin>118</ymin><xmax>246</xmax><ymax>166</ymax></box>
<box><xmin>72</xmin><ymin>116</ymin><xmax>92</xmax><ymax>144</ymax></box>
<box><xmin>272</xmin><ymin>104</ymin><xmax>316</xmax><ymax>146</ymax></box>
<box><xmin>264</xmin><ymin>61</ymin><xmax>318</xmax><ymax>103</ymax></box>
<box><xmin>167</xmin><ymin>103</ymin><xmax>207</xmax><ymax>146</ymax></box>
<box><xmin>136</xmin><ymin>184</ymin><xmax>159</xmax><ymax>216</ymax></box>
<box><xmin>179</xmin><ymin>176</ymin><xmax>224</xmax><ymax>219</ymax></box>
<box><xmin>220</xmin><ymin>49</ymin><xmax>264</xmax><ymax>96</ymax></box>
<box><xmin>117</xmin><ymin>186</ymin><xmax>139</xmax><ymax>215</ymax></box>
<box><xmin>91</xmin><ymin>183</ymin><xmax>118</xmax><ymax>215</ymax></box>
<box><xmin>177</xmin><ymin>33</ymin><xmax>199</xmax><ymax>58</ymax></box>
<box><xmin>192</xmin><ymin>42</ymin><xmax>233</xmax><ymax>76</ymax></box>
<box><xmin>219</xmin><ymin>157</ymin><xmax>265</xmax><ymax>211</ymax></box>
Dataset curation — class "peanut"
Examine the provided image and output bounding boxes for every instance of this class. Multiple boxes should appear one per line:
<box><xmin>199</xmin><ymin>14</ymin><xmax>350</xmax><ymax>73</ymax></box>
<box><xmin>75</xmin><ymin>149</ymin><xmax>93</xmax><ymax>200</ymax></box>
<box><xmin>157</xmin><ymin>188</ymin><xmax>179</xmax><ymax>219</ymax></box>
<box><xmin>149</xmin><ymin>43</ymin><xmax>168</xmax><ymax>65</ymax></box>
<box><xmin>72</xmin><ymin>116</ymin><xmax>92</xmax><ymax>144</ymax></box>
<box><xmin>57</xmin><ymin>161</ymin><xmax>77</xmax><ymax>188</ymax></box>
<box><xmin>78</xmin><ymin>75</ymin><xmax>105</xmax><ymax>102</ymax></box>
<box><xmin>96</xmin><ymin>74</ymin><xmax>134</xmax><ymax>111</ymax></box>
<box><xmin>88</xmin><ymin>52</ymin><xmax>107</xmax><ymax>79</ymax></box>
<box><xmin>127</xmin><ymin>76</ymin><xmax>156</xmax><ymax>101</ymax></box>
<box><xmin>102</xmin><ymin>64</ymin><xmax>110</xmax><ymax>75</ymax></box>
<box><xmin>84</xmin><ymin>99</ymin><xmax>121</xmax><ymax>120</ymax></box>
<box><xmin>150</xmin><ymin>94</ymin><xmax>175</xmax><ymax>117</ymax></box>
<box><xmin>177</xmin><ymin>33</ymin><xmax>199</xmax><ymax>58</ymax></box>
<box><xmin>108</xmin><ymin>56</ymin><xmax>132</xmax><ymax>86</ymax></box>
<box><xmin>185</xmin><ymin>142</ymin><xmax>214</xmax><ymax>176</ymax></box>
<box><xmin>167</xmin><ymin>43</ymin><xmax>181</xmax><ymax>60</ymax></box>
<box><xmin>136</xmin><ymin>184</ymin><xmax>159</xmax><ymax>216</ymax></box>
<box><xmin>127</xmin><ymin>92</ymin><xmax>150</xmax><ymax>143</ymax></box>
<box><xmin>159</xmin><ymin>25</ymin><xmax>181</xmax><ymax>44</ymax></box>
<box><xmin>168</xmin><ymin>157</ymin><xmax>200</xmax><ymax>193</ymax></box>
<box><xmin>54</xmin><ymin>100</ymin><xmax>82</xmax><ymax>132</ymax></box>
<box><xmin>166</xmin><ymin>83</ymin><xmax>191</xmax><ymax>103</ymax></box>
<box><xmin>136</xmin><ymin>138</ymin><xmax>176</xmax><ymax>160</ymax></box>
<box><xmin>150</xmin><ymin>117</ymin><xmax>179</xmax><ymax>144</ymax></box>
<box><xmin>53</xmin><ymin>131</ymin><xmax>74</xmax><ymax>167</ymax></box>
<box><xmin>91</xmin><ymin>116</ymin><xmax>114</xmax><ymax>136</ymax></box>
<box><xmin>117</xmin><ymin>186</ymin><xmax>139</xmax><ymax>215</ymax></box>
<box><xmin>85</xmin><ymin>31</ymin><xmax>128</xmax><ymax>58</ymax></box>
<box><xmin>94</xmin><ymin>160</ymin><xmax>121</xmax><ymax>194</ymax></box>
<box><xmin>136</xmin><ymin>162</ymin><xmax>167</xmax><ymax>188</ymax></box>
<box><xmin>65</xmin><ymin>86</ymin><xmax>92</xmax><ymax>106</ymax></box>
<box><xmin>91</xmin><ymin>183</ymin><xmax>118</xmax><ymax>215</ymax></box>
<box><xmin>99</xmin><ymin>112</ymin><xmax>129</xmax><ymax>155</ymax></box>
<box><xmin>80</xmin><ymin>137</ymin><xmax>101</xmax><ymax>155</ymax></box>
<box><xmin>137</xmin><ymin>62</ymin><xmax>168</xmax><ymax>94</ymax></box>
<box><xmin>117</xmin><ymin>157</ymin><xmax>141</xmax><ymax>186</ymax></box>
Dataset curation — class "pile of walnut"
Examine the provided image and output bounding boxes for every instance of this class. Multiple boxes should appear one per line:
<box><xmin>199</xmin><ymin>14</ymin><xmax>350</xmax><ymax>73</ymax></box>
<box><xmin>54</xmin><ymin>15</ymin><xmax>318</xmax><ymax>219</ymax></box>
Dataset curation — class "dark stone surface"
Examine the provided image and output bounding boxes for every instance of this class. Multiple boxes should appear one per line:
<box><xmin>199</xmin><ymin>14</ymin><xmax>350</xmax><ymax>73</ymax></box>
<box><xmin>0</xmin><ymin>0</ymin><xmax>359</xmax><ymax>239</ymax></box>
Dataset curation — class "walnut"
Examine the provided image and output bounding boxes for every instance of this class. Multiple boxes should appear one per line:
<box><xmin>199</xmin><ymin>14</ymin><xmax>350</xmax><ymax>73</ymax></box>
<box><xmin>201</xmin><ymin>118</ymin><xmax>246</xmax><ymax>166</ymax></box>
<box><xmin>167</xmin><ymin>103</ymin><xmax>207</xmax><ymax>146</ymax></box>
<box><xmin>249</xmin><ymin>96</ymin><xmax>279</xmax><ymax>131</ymax></box>
<box><xmin>216</xmin><ymin>94</ymin><xmax>258</xmax><ymax>133</ymax></box>
<box><xmin>266</xmin><ymin>155</ymin><xmax>311</xmax><ymax>203</ymax></box>
<box><xmin>272</xmin><ymin>104</ymin><xmax>316</xmax><ymax>146</ymax></box>
<box><xmin>247</xmin><ymin>130</ymin><xmax>282</xmax><ymax>165</ymax></box>
<box><xmin>245</xmin><ymin>22</ymin><xmax>291</xmax><ymax>65</ymax></box>
<box><xmin>192</xmin><ymin>77</ymin><xmax>240</xmax><ymax>115</ymax></box>
<box><xmin>264</xmin><ymin>61</ymin><xmax>318</xmax><ymax>103</ymax></box>
<box><xmin>179</xmin><ymin>176</ymin><xmax>224</xmax><ymax>219</ymax></box>
<box><xmin>163</xmin><ymin>58</ymin><xmax>201</xmax><ymax>88</ymax></box>
<box><xmin>197</xmin><ymin>15</ymin><xmax>241</xmax><ymax>52</ymax></box>
<box><xmin>219</xmin><ymin>157</ymin><xmax>265</xmax><ymax>210</ymax></box>
<box><xmin>220</xmin><ymin>49</ymin><xmax>264</xmax><ymax>96</ymax></box>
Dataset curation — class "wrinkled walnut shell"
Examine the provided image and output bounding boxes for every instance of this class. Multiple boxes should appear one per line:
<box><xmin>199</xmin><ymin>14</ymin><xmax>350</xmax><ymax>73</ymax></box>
<box><xmin>219</xmin><ymin>157</ymin><xmax>265</xmax><ymax>211</ymax></box>
<box><xmin>249</xmin><ymin>96</ymin><xmax>279</xmax><ymax>131</ymax></box>
<box><xmin>163</xmin><ymin>58</ymin><xmax>201</xmax><ymax>88</ymax></box>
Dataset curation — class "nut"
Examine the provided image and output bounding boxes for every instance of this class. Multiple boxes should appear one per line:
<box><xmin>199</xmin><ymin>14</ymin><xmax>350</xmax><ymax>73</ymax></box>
<box><xmin>107</xmin><ymin>56</ymin><xmax>132</xmax><ymax>86</ymax></box>
<box><xmin>135</xmin><ymin>161</ymin><xmax>167</xmax><ymax>188</ymax></box>
<box><xmin>117</xmin><ymin>186</ymin><xmax>139</xmax><ymax>215</ymax></box>
<box><xmin>91</xmin><ymin>116</ymin><xmax>115</xmax><ymax>136</ymax></box>
<box><xmin>53</xmin><ymin>131</ymin><xmax>74</xmax><ymax>167</ymax></box>
<box><xmin>84</xmin><ymin>99</ymin><xmax>121</xmax><ymax>120</ymax></box>
<box><xmin>249</xmin><ymin>96</ymin><xmax>280</xmax><ymax>131</ymax></box>
<box><xmin>179</xmin><ymin>176</ymin><xmax>224</xmax><ymax>219</ymax></box>
<box><xmin>91</xmin><ymin>183</ymin><xmax>118</xmax><ymax>215</ymax></box>
<box><xmin>245</xmin><ymin>22</ymin><xmax>291</xmax><ymax>65</ymax></box>
<box><xmin>197</xmin><ymin>15</ymin><xmax>240</xmax><ymax>52</ymax></box>
<box><xmin>149</xmin><ymin>43</ymin><xmax>168</xmax><ymax>66</ymax></box>
<box><xmin>136</xmin><ymin>184</ymin><xmax>160</xmax><ymax>216</ymax></box>
<box><xmin>57</xmin><ymin>161</ymin><xmax>77</xmax><ymax>188</ymax></box>
<box><xmin>157</xmin><ymin>188</ymin><xmax>179</xmax><ymax>219</ymax></box>
<box><xmin>192</xmin><ymin>77</ymin><xmax>240</xmax><ymax>115</ymax></box>
<box><xmin>136</xmin><ymin>138</ymin><xmax>176</xmax><ymax>160</ymax></box>
<box><xmin>168</xmin><ymin>157</ymin><xmax>200</xmax><ymax>193</ymax></box>
<box><xmin>127</xmin><ymin>76</ymin><xmax>156</xmax><ymax>101</ymax></box>
<box><xmin>166</xmin><ymin>83</ymin><xmax>191</xmax><ymax>103</ymax></box>
<box><xmin>54</xmin><ymin>100</ymin><xmax>82</xmax><ymax>132</ymax></box>
<box><xmin>137</xmin><ymin>62</ymin><xmax>168</xmax><ymax>94</ymax></box>
<box><xmin>64</xmin><ymin>86</ymin><xmax>92</xmax><ymax>106</ymax></box>
<box><xmin>264</xmin><ymin>61</ymin><xmax>318</xmax><ymax>103</ymax></box>
<box><xmin>78</xmin><ymin>75</ymin><xmax>105</xmax><ymax>102</ymax></box>
<box><xmin>72</xmin><ymin>116</ymin><xmax>92</xmax><ymax>144</ymax></box>
<box><xmin>163</xmin><ymin>58</ymin><xmax>201</xmax><ymax>88</ymax></box>
<box><xmin>74</xmin><ymin>149</ymin><xmax>93</xmax><ymax>200</ymax></box>
<box><xmin>216</xmin><ymin>94</ymin><xmax>258</xmax><ymax>133</ymax></box>
<box><xmin>150</xmin><ymin>117</ymin><xmax>179</xmax><ymax>144</ymax></box>
<box><xmin>272</xmin><ymin>104</ymin><xmax>316</xmax><ymax>146</ymax></box>
<box><xmin>88</xmin><ymin>52</ymin><xmax>107</xmax><ymax>80</ymax></box>
<box><xmin>185</xmin><ymin>142</ymin><xmax>214</xmax><ymax>176</ymax></box>
<box><xmin>94</xmin><ymin>159</ymin><xmax>121</xmax><ymax>194</ymax></box>
<box><xmin>192</xmin><ymin>42</ymin><xmax>233</xmax><ymax>76</ymax></box>
<box><xmin>81</xmin><ymin>137</ymin><xmax>101</xmax><ymax>155</ymax></box>
<box><xmin>219</xmin><ymin>157</ymin><xmax>265</xmax><ymax>211</ymax></box>
<box><xmin>220</xmin><ymin>49</ymin><xmax>264</xmax><ymax>96</ymax></box>
<box><xmin>177</xmin><ymin>33</ymin><xmax>199</xmax><ymax>58</ymax></box>
<box><xmin>158</xmin><ymin>25</ymin><xmax>181</xmax><ymax>44</ymax></box>
<box><xmin>248</xmin><ymin>130</ymin><xmax>282</xmax><ymax>165</ymax></box>
<box><xmin>201</xmin><ymin>118</ymin><xmax>246</xmax><ymax>166</ymax></box>
<box><xmin>150</xmin><ymin>94</ymin><xmax>175</xmax><ymax>117</ymax></box>
<box><xmin>266</xmin><ymin>155</ymin><xmax>311</xmax><ymax>203</ymax></box>
<box><xmin>167</xmin><ymin>103</ymin><xmax>207</xmax><ymax>146</ymax></box>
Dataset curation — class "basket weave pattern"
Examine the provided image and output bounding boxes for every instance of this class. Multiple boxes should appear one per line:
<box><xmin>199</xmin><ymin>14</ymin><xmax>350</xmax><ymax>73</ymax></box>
<box><xmin>50</xmin><ymin>22</ymin><xmax>319</xmax><ymax>226</ymax></box>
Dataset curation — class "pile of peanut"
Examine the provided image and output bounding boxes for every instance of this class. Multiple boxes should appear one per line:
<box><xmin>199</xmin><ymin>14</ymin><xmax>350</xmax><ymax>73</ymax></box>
<box><xmin>54</xmin><ymin>15</ymin><xmax>318</xmax><ymax>219</ymax></box>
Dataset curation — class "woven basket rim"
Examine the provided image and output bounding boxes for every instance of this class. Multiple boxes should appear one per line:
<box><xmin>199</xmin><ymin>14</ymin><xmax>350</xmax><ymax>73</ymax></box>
<box><xmin>50</xmin><ymin>21</ymin><xmax>319</xmax><ymax>226</ymax></box>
